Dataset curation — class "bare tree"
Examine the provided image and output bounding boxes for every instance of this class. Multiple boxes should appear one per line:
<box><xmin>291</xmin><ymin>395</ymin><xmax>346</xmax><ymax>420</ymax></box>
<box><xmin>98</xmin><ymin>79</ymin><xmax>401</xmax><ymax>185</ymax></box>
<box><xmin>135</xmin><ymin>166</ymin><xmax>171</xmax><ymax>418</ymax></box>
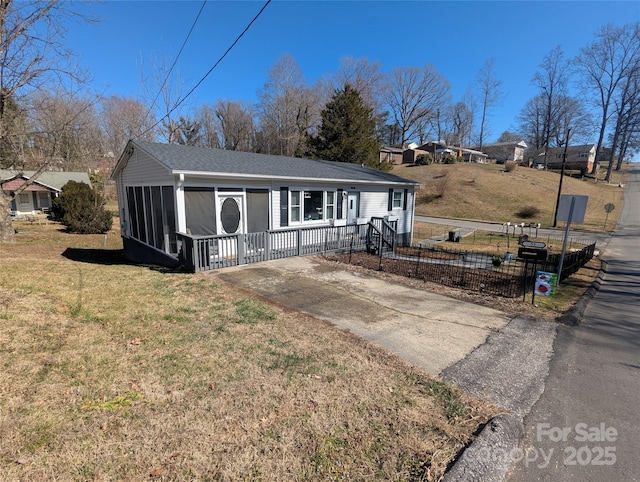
<box><xmin>554</xmin><ymin>95</ymin><xmax>594</xmax><ymax>146</ymax></box>
<box><xmin>517</xmin><ymin>95</ymin><xmax>547</xmax><ymax>150</ymax></box>
<box><xmin>215</xmin><ymin>100</ymin><xmax>255</xmax><ymax>151</ymax></box>
<box><xmin>518</xmin><ymin>93</ymin><xmax>593</xmax><ymax>151</ymax></box>
<box><xmin>328</xmin><ymin>56</ymin><xmax>385</xmax><ymax>111</ymax></box>
<box><xmin>497</xmin><ymin>131</ymin><xmax>522</xmax><ymax>143</ymax></box>
<box><xmin>574</xmin><ymin>22</ymin><xmax>640</xmax><ymax>174</ymax></box>
<box><xmin>101</xmin><ymin>95</ymin><xmax>155</xmax><ymax>162</ymax></box>
<box><xmin>605</xmin><ymin>63</ymin><xmax>640</xmax><ymax>180</ymax></box>
<box><xmin>0</xmin><ymin>90</ymin><xmax>28</xmax><ymax>168</ymax></box>
<box><xmin>193</xmin><ymin>104</ymin><xmax>221</xmax><ymax>149</ymax></box>
<box><xmin>450</xmin><ymin>101</ymin><xmax>474</xmax><ymax>147</ymax></box>
<box><xmin>28</xmin><ymin>87</ymin><xmax>103</xmax><ymax>172</ymax></box>
<box><xmin>474</xmin><ymin>58</ymin><xmax>504</xmax><ymax>151</ymax></box>
<box><xmin>257</xmin><ymin>54</ymin><xmax>316</xmax><ymax>156</ymax></box>
<box><xmin>383</xmin><ymin>65</ymin><xmax>451</xmax><ymax>147</ymax></box>
<box><xmin>139</xmin><ymin>55</ymin><xmax>188</xmax><ymax>144</ymax></box>
<box><xmin>533</xmin><ymin>46</ymin><xmax>570</xmax><ymax>169</ymax></box>
<box><xmin>0</xmin><ymin>0</ymin><xmax>94</xmax><ymax>243</ymax></box>
<box><xmin>174</xmin><ymin>116</ymin><xmax>203</xmax><ymax>146</ymax></box>
<box><xmin>613</xmin><ymin>68</ymin><xmax>640</xmax><ymax>170</ymax></box>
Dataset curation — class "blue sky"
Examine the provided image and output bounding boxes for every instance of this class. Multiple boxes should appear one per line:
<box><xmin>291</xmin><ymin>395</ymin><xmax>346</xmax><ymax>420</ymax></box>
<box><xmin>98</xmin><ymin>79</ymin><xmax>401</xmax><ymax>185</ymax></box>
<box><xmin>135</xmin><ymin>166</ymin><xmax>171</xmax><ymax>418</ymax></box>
<box><xmin>66</xmin><ymin>0</ymin><xmax>640</xmax><ymax>145</ymax></box>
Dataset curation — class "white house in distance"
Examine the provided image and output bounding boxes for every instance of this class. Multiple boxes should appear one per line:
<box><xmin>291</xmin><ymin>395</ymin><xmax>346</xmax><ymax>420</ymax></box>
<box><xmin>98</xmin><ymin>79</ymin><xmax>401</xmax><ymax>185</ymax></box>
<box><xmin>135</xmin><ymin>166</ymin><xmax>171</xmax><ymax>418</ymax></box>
<box><xmin>0</xmin><ymin>170</ymin><xmax>92</xmax><ymax>218</ymax></box>
<box><xmin>111</xmin><ymin>140</ymin><xmax>419</xmax><ymax>270</ymax></box>
<box><xmin>475</xmin><ymin>141</ymin><xmax>528</xmax><ymax>164</ymax></box>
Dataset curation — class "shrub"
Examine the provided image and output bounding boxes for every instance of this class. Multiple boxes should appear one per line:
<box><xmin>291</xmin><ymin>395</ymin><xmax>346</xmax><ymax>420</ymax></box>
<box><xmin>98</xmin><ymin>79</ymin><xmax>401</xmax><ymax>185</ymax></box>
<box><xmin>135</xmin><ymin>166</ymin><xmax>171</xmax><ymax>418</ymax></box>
<box><xmin>504</xmin><ymin>161</ymin><xmax>517</xmax><ymax>172</ymax></box>
<box><xmin>52</xmin><ymin>180</ymin><xmax>113</xmax><ymax>234</ymax></box>
<box><xmin>415</xmin><ymin>153</ymin><xmax>433</xmax><ymax>165</ymax></box>
<box><xmin>441</xmin><ymin>153</ymin><xmax>458</xmax><ymax>164</ymax></box>
<box><xmin>516</xmin><ymin>205</ymin><xmax>540</xmax><ymax>219</ymax></box>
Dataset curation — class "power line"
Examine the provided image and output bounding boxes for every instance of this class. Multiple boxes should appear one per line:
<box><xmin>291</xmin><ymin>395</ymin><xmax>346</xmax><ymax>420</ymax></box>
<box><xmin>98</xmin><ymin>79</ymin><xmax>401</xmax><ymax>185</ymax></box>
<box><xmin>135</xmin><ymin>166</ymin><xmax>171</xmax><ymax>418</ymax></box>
<box><xmin>137</xmin><ymin>0</ymin><xmax>272</xmax><ymax>140</ymax></box>
<box><xmin>140</xmin><ymin>0</ymin><xmax>208</xmax><ymax>129</ymax></box>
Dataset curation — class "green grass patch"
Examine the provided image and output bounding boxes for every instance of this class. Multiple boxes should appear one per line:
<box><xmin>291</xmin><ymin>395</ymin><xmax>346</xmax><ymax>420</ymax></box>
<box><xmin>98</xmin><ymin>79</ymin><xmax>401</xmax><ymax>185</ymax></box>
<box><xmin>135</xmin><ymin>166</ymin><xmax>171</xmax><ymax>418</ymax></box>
<box><xmin>234</xmin><ymin>298</ymin><xmax>278</xmax><ymax>324</ymax></box>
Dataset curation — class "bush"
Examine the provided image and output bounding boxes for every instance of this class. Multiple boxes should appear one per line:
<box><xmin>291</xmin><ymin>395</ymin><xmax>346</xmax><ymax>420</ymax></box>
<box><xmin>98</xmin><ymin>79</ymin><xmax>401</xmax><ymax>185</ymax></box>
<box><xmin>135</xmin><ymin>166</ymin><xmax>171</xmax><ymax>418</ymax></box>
<box><xmin>416</xmin><ymin>153</ymin><xmax>433</xmax><ymax>165</ymax></box>
<box><xmin>516</xmin><ymin>205</ymin><xmax>540</xmax><ymax>219</ymax></box>
<box><xmin>441</xmin><ymin>153</ymin><xmax>458</xmax><ymax>164</ymax></box>
<box><xmin>52</xmin><ymin>180</ymin><xmax>113</xmax><ymax>234</ymax></box>
<box><xmin>504</xmin><ymin>161</ymin><xmax>517</xmax><ymax>172</ymax></box>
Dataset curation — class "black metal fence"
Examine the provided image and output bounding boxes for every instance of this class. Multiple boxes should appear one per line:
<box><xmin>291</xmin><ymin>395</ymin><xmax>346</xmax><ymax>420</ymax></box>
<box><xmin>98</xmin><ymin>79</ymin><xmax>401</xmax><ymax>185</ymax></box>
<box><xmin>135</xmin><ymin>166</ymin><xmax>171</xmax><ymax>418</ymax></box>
<box><xmin>328</xmin><ymin>240</ymin><xmax>597</xmax><ymax>298</ymax></box>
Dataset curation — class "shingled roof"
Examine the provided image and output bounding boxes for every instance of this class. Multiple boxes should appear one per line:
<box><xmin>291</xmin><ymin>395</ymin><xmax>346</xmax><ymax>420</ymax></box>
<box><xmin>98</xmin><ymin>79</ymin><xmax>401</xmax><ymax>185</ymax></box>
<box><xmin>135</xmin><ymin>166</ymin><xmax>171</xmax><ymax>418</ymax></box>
<box><xmin>116</xmin><ymin>140</ymin><xmax>418</xmax><ymax>186</ymax></box>
<box><xmin>0</xmin><ymin>170</ymin><xmax>91</xmax><ymax>191</ymax></box>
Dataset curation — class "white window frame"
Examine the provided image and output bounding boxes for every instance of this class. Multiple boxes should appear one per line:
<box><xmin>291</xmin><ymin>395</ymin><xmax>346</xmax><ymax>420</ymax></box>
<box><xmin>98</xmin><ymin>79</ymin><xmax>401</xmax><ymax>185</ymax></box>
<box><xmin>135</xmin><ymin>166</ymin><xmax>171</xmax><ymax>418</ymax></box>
<box><xmin>392</xmin><ymin>190</ymin><xmax>403</xmax><ymax>209</ymax></box>
<box><xmin>290</xmin><ymin>190</ymin><xmax>301</xmax><ymax>223</ymax></box>
<box><xmin>289</xmin><ymin>189</ymin><xmax>338</xmax><ymax>224</ymax></box>
<box><xmin>326</xmin><ymin>191</ymin><xmax>335</xmax><ymax>220</ymax></box>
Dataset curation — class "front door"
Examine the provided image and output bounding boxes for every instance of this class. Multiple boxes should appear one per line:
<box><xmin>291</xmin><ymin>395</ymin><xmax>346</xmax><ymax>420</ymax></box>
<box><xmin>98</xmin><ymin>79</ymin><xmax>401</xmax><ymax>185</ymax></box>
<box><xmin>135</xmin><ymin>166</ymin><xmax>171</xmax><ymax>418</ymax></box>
<box><xmin>217</xmin><ymin>194</ymin><xmax>244</xmax><ymax>235</ymax></box>
<box><xmin>347</xmin><ymin>192</ymin><xmax>359</xmax><ymax>223</ymax></box>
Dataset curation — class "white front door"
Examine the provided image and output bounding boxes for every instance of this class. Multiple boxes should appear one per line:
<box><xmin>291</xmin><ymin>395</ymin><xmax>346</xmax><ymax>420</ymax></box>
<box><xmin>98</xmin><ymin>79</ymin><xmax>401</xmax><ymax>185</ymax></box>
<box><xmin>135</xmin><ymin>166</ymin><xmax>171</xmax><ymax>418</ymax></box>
<box><xmin>217</xmin><ymin>194</ymin><xmax>244</xmax><ymax>235</ymax></box>
<box><xmin>347</xmin><ymin>192</ymin><xmax>359</xmax><ymax>223</ymax></box>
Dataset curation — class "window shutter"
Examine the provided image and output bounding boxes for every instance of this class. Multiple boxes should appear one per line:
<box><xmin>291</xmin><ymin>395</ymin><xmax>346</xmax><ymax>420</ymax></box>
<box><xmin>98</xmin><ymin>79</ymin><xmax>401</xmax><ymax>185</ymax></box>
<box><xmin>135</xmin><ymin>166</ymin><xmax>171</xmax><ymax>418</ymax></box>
<box><xmin>280</xmin><ymin>187</ymin><xmax>288</xmax><ymax>227</ymax></box>
<box><xmin>337</xmin><ymin>189</ymin><xmax>343</xmax><ymax>219</ymax></box>
<box><xmin>403</xmin><ymin>189</ymin><xmax>408</xmax><ymax>211</ymax></box>
<box><xmin>388</xmin><ymin>188</ymin><xmax>393</xmax><ymax>211</ymax></box>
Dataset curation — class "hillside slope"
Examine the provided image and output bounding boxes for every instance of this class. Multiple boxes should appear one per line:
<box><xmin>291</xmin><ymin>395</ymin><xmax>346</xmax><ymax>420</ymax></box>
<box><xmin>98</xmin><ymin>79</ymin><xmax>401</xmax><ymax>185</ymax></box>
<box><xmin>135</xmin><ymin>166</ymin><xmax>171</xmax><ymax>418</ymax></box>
<box><xmin>393</xmin><ymin>162</ymin><xmax>627</xmax><ymax>231</ymax></box>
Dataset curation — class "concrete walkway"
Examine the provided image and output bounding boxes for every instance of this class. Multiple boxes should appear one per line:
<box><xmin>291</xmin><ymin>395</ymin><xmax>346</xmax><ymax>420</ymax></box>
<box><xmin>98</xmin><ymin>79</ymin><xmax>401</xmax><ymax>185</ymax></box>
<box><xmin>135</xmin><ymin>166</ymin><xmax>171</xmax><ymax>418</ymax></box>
<box><xmin>216</xmin><ymin>255</ymin><xmax>510</xmax><ymax>375</ymax></box>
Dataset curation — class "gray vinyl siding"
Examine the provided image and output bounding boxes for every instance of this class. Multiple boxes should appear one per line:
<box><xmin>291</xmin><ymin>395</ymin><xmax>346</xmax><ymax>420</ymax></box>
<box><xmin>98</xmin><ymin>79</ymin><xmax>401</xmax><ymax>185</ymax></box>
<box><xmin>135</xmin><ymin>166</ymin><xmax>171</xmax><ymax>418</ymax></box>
<box><xmin>120</xmin><ymin>149</ymin><xmax>174</xmax><ymax>186</ymax></box>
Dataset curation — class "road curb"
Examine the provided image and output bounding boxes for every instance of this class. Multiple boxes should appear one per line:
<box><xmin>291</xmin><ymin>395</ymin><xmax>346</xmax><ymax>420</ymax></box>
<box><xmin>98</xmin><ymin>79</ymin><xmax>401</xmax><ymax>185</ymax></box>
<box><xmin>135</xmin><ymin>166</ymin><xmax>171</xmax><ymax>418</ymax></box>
<box><xmin>442</xmin><ymin>414</ymin><xmax>523</xmax><ymax>482</ymax></box>
<box><xmin>557</xmin><ymin>259</ymin><xmax>608</xmax><ymax>326</ymax></box>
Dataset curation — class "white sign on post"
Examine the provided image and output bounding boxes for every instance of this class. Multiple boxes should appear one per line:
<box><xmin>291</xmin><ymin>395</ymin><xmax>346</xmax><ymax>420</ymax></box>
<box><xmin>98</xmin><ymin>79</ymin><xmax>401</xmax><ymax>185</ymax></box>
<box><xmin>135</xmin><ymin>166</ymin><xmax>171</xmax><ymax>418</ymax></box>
<box><xmin>556</xmin><ymin>195</ymin><xmax>588</xmax><ymax>223</ymax></box>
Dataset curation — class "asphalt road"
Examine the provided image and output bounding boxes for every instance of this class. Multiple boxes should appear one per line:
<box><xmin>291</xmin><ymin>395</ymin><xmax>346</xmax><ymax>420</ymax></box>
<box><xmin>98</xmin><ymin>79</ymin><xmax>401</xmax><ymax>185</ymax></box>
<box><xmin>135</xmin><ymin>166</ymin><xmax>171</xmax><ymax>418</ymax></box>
<box><xmin>506</xmin><ymin>167</ymin><xmax>640</xmax><ymax>481</ymax></box>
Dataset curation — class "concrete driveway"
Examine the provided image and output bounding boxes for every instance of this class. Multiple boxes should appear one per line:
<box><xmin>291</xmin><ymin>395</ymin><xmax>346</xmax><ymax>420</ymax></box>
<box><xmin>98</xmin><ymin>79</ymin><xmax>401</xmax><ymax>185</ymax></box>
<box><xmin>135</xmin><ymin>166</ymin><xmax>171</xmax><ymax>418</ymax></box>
<box><xmin>216</xmin><ymin>256</ymin><xmax>510</xmax><ymax>375</ymax></box>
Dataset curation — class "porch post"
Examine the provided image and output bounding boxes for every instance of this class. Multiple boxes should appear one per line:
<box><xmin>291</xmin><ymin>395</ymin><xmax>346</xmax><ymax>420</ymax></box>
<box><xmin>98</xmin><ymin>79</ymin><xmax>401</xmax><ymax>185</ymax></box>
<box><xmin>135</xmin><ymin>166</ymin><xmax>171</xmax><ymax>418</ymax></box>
<box><xmin>238</xmin><ymin>234</ymin><xmax>246</xmax><ymax>265</ymax></box>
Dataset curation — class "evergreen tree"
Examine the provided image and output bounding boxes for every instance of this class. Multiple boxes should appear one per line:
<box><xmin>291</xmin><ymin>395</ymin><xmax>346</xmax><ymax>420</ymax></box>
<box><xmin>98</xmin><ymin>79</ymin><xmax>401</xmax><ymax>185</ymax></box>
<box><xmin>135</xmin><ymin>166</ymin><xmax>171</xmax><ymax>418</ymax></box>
<box><xmin>307</xmin><ymin>84</ymin><xmax>386</xmax><ymax>170</ymax></box>
<box><xmin>52</xmin><ymin>181</ymin><xmax>113</xmax><ymax>234</ymax></box>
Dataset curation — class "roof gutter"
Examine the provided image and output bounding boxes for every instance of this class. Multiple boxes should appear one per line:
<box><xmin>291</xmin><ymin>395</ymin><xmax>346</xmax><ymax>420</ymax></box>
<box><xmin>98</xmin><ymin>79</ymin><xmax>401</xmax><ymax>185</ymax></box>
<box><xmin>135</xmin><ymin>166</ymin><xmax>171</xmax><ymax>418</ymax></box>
<box><xmin>171</xmin><ymin>170</ymin><xmax>420</xmax><ymax>187</ymax></box>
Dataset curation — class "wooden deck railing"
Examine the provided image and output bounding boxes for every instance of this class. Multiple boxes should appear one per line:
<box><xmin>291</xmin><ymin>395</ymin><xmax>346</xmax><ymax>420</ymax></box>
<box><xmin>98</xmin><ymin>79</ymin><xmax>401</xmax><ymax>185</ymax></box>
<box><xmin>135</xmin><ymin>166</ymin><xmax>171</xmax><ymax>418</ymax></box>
<box><xmin>176</xmin><ymin>222</ymin><xmax>389</xmax><ymax>272</ymax></box>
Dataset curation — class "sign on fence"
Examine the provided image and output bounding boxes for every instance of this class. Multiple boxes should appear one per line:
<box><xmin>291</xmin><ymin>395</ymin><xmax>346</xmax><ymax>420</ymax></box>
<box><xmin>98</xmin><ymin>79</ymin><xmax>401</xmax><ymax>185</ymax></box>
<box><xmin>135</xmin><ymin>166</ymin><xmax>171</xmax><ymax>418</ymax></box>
<box><xmin>535</xmin><ymin>271</ymin><xmax>558</xmax><ymax>297</ymax></box>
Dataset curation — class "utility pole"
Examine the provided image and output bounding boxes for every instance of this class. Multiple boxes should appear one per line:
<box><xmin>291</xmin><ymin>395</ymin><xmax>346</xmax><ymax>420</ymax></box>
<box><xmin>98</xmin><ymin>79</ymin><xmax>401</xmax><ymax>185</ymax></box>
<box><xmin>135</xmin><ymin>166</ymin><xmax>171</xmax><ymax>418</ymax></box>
<box><xmin>553</xmin><ymin>128</ymin><xmax>571</xmax><ymax>228</ymax></box>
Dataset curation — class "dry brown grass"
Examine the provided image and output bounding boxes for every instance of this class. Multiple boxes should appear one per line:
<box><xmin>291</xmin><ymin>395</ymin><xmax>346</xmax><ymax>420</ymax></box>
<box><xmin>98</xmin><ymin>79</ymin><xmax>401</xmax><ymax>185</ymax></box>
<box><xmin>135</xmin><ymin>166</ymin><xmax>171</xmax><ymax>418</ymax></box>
<box><xmin>0</xmin><ymin>221</ymin><xmax>500</xmax><ymax>481</ymax></box>
<box><xmin>394</xmin><ymin>162</ymin><xmax>629</xmax><ymax>230</ymax></box>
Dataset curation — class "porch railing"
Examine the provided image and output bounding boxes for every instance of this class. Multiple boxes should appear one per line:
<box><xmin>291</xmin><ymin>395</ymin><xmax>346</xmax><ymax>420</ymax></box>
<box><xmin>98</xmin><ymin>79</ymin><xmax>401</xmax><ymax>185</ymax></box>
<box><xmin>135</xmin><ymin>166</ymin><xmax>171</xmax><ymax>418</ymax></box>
<box><xmin>177</xmin><ymin>222</ymin><xmax>377</xmax><ymax>272</ymax></box>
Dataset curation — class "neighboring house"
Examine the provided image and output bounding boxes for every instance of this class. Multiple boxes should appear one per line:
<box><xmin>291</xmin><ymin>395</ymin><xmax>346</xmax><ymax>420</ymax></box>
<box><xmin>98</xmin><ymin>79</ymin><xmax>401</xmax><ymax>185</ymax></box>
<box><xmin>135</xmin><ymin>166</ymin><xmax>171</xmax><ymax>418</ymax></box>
<box><xmin>527</xmin><ymin>144</ymin><xmax>596</xmax><ymax>173</ymax></box>
<box><xmin>402</xmin><ymin>147</ymin><xmax>429</xmax><ymax>164</ymax></box>
<box><xmin>379</xmin><ymin>146</ymin><xmax>404</xmax><ymax>165</ymax></box>
<box><xmin>401</xmin><ymin>142</ymin><xmax>488</xmax><ymax>164</ymax></box>
<box><xmin>111</xmin><ymin>140</ymin><xmax>419</xmax><ymax>268</ymax></box>
<box><xmin>452</xmin><ymin>147</ymin><xmax>488</xmax><ymax>163</ymax></box>
<box><xmin>0</xmin><ymin>170</ymin><xmax>92</xmax><ymax>218</ymax></box>
<box><xmin>475</xmin><ymin>141</ymin><xmax>527</xmax><ymax>163</ymax></box>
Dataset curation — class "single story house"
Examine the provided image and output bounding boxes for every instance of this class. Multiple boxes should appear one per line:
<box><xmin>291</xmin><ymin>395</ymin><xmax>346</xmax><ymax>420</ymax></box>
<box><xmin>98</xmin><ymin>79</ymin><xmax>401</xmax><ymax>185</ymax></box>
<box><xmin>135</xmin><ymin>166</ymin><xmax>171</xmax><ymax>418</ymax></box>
<box><xmin>0</xmin><ymin>170</ymin><xmax>92</xmax><ymax>218</ymax></box>
<box><xmin>402</xmin><ymin>147</ymin><xmax>430</xmax><ymax>164</ymax></box>
<box><xmin>451</xmin><ymin>147</ymin><xmax>488</xmax><ymax>163</ymax></box>
<box><xmin>527</xmin><ymin>144</ymin><xmax>596</xmax><ymax>173</ymax></box>
<box><xmin>474</xmin><ymin>141</ymin><xmax>527</xmax><ymax>164</ymax></box>
<box><xmin>111</xmin><ymin>140</ymin><xmax>420</xmax><ymax>269</ymax></box>
<box><xmin>379</xmin><ymin>146</ymin><xmax>405</xmax><ymax>165</ymax></box>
